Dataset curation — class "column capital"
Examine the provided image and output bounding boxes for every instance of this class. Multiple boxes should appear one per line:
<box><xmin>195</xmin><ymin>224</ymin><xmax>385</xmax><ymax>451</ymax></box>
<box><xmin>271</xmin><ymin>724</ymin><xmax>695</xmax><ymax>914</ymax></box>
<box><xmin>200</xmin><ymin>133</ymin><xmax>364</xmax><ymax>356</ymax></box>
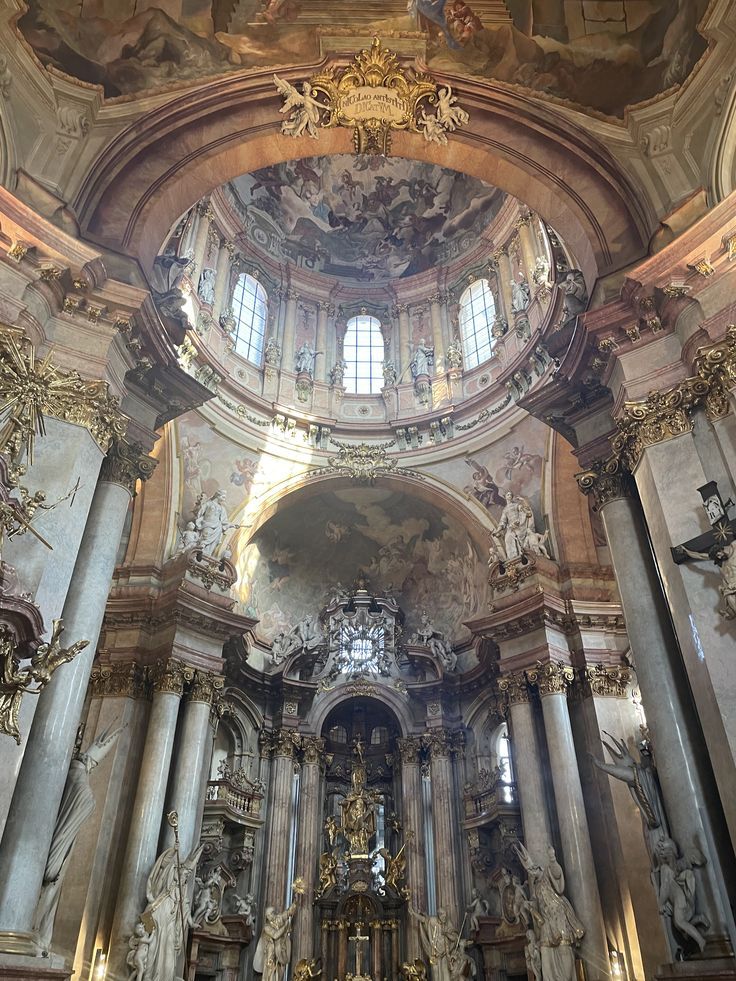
<box><xmin>100</xmin><ymin>438</ymin><xmax>158</xmax><ymax>494</ymax></box>
<box><xmin>149</xmin><ymin>658</ymin><xmax>194</xmax><ymax>695</ymax></box>
<box><xmin>271</xmin><ymin>727</ymin><xmax>302</xmax><ymax>757</ymax></box>
<box><xmin>575</xmin><ymin>456</ymin><xmax>633</xmax><ymax>511</ymax></box>
<box><xmin>581</xmin><ymin>664</ymin><xmax>632</xmax><ymax>699</ymax></box>
<box><xmin>496</xmin><ymin>671</ymin><xmax>530</xmax><ymax>706</ymax></box>
<box><xmin>187</xmin><ymin>669</ymin><xmax>225</xmax><ymax>704</ymax></box>
<box><xmin>90</xmin><ymin>659</ymin><xmax>146</xmax><ymax>699</ymax></box>
<box><xmin>397</xmin><ymin>735</ymin><xmax>422</xmax><ymax>764</ymax></box>
<box><xmin>285</xmin><ymin>287</ymin><xmax>299</xmax><ymax>302</ymax></box>
<box><xmin>421</xmin><ymin>728</ymin><xmax>463</xmax><ymax>758</ymax></box>
<box><xmin>526</xmin><ymin>660</ymin><xmax>574</xmax><ymax>696</ymax></box>
<box><xmin>302</xmin><ymin>735</ymin><xmax>325</xmax><ymax>764</ymax></box>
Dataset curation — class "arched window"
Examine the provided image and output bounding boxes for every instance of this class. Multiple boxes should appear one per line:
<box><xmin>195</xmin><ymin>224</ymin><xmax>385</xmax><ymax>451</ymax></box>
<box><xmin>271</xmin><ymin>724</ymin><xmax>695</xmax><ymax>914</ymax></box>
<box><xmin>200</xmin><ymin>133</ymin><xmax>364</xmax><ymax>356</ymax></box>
<box><xmin>232</xmin><ymin>273</ymin><xmax>268</xmax><ymax>365</ymax></box>
<box><xmin>459</xmin><ymin>279</ymin><xmax>496</xmax><ymax>369</ymax></box>
<box><xmin>343</xmin><ymin>314</ymin><xmax>385</xmax><ymax>394</ymax></box>
<box><xmin>494</xmin><ymin>722</ymin><xmax>514</xmax><ymax>802</ymax></box>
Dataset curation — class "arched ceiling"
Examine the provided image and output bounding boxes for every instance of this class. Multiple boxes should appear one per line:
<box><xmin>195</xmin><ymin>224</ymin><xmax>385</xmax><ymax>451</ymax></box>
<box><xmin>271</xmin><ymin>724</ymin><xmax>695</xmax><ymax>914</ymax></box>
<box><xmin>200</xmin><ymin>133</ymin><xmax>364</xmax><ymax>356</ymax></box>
<box><xmin>19</xmin><ymin>0</ymin><xmax>708</xmax><ymax>118</ymax></box>
<box><xmin>230</xmin><ymin>155</ymin><xmax>504</xmax><ymax>281</ymax></box>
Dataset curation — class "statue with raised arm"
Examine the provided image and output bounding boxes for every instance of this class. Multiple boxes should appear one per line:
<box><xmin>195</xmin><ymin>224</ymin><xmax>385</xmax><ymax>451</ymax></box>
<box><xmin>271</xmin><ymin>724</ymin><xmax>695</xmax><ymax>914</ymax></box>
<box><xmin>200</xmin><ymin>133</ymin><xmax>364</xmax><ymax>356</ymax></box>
<box><xmin>653</xmin><ymin>836</ymin><xmax>710</xmax><ymax>957</ymax></box>
<box><xmin>231</xmin><ymin>891</ymin><xmax>256</xmax><ymax>928</ymax></box>
<box><xmin>253</xmin><ymin>899</ymin><xmax>299</xmax><ymax>981</ymax></box>
<box><xmin>510</xmin><ymin>277</ymin><xmax>531</xmax><ymax>313</ymax></box>
<box><xmin>493</xmin><ymin>492</ymin><xmax>535</xmax><ymax>560</ymax></box>
<box><xmin>557</xmin><ymin>270</ymin><xmax>588</xmax><ymax>327</ymax></box>
<box><xmin>194</xmin><ymin>489</ymin><xmax>236</xmax><ymax>556</ymax></box>
<box><xmin>410</xmin><ymin>338</ymin><xmax>434</xmax><ymax>378</ymax></box>
<box><xmin>409</xmin><ymin>907</ymin><xmax>453</xmax><ymax>981</ymax></box>
<box><xmin>590</xmin><ymin>732</ymin><xmax>666</xmax><ymax>837</ymax></box>
<box><xmin>295</xmin><ymin>342</ymin><xmax>320</xmax><ymax>376</ymax></box>
<box><xmin>34</xmin><ymin>722</ymin><xmax>126</xmax><ymax>950</ymax></box>
<box><xmin>677</xmin><ymin>541</ymin><xmax>736</xmax><ymax>620</ymax></box>
<box><xmin>465</xmin><ymin>888</ymin><xmax>489</xmax><ymax>932</ymax></box>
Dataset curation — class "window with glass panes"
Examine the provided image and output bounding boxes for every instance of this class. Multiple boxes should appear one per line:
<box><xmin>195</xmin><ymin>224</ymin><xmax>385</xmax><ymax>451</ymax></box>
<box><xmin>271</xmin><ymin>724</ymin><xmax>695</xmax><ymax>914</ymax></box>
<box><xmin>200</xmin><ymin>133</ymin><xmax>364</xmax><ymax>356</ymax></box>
<box><xmin>343</xmin><ymin>315</ymin><xmax>385</xmax><ymax>394</ymax></box>
<box><xmin>232</xmin><ymin>273</ymin><xmax>267</xmax><ymax>365</ymax></box>
<box><xmin>459</xmin><ymin>279</ymin><xmax>496</xmax><ymax>369</ymax></box>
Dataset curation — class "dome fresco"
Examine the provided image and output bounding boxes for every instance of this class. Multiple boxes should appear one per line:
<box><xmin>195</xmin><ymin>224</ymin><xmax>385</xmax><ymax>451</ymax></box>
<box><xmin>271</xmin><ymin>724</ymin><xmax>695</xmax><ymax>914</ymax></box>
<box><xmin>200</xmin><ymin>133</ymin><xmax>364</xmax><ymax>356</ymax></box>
<box><xmin>229</xmin><ymin>155</ymin><xmax>504</xmax><ymax>281</ymax></box>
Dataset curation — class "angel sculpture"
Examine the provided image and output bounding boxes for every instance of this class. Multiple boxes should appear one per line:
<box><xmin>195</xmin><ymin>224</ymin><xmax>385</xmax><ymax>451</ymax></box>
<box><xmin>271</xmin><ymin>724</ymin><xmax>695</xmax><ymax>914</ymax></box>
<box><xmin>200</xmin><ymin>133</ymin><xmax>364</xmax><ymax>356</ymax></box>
<box><xmin>436</xmin><ymin>86</ymin><xmax>469</xmax><ymax>131</ymax></box>
<box><xmin>273</xmin><ymin>76</ymin><xmax>322</xmax><ymax>139</ymax></box>
<box><xmin>1</xmin><ymin>619</ymin><xmax>89</xmax><ymax>744</ymax></box>
<box><xmin>293</xmin><ymin>959</ymin><xmax>322</xmax><ymax>981</ymax></box>
<box><xmin>418</xmin><ymin>107</ymin><xmax>449</xmax><ymax>146</ymax></box>
<box><xmin>653</xmin><ymin>836</ymin><xmax>710</xmax><ymax>956</ymax></box>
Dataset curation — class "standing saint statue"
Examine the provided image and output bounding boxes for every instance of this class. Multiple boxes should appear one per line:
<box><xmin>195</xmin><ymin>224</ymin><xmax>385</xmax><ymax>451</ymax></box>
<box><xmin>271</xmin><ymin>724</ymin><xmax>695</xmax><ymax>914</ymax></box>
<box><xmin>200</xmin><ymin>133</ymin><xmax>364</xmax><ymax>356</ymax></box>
<box><xmin>253</xmin><ymin>899</ymin><xmax>299</xmax><ymax>981</ymax></box>
<box><xmin>33</xmin><ymin>722</ymin><xmax>126</xmax><ymax>950</ymax></box>
<box><xmin>409</xmin><ymin>338</ymin><xmax>434</xmax><ymax>378</ymax></box>
<box><xmin>493</xmin><ymin>492</ymin><xmax>535</xmax><ymax>560</ymax></box>
<box><xmin>295</xmin><ymin>342</ymin><xmax>320</xmax><ymax>376</ymax></box>
<box><xmin>194</xmin><ymin>489</ymin><xmax>236</xmax><ymax>556</ymax></box>
<box><xmin>409</xmin><ymin>907</ymin><xmax>454</xmax><ymax>981</ymax></box>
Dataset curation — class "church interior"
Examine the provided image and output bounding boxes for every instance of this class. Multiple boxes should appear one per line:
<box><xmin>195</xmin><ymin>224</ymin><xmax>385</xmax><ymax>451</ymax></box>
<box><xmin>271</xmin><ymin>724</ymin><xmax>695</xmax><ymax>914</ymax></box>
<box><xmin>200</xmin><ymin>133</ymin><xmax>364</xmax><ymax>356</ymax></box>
<box><xmin>1</xmin><ymin>2</ymin><xmax>736</xmax><ymax>981</ymax></box>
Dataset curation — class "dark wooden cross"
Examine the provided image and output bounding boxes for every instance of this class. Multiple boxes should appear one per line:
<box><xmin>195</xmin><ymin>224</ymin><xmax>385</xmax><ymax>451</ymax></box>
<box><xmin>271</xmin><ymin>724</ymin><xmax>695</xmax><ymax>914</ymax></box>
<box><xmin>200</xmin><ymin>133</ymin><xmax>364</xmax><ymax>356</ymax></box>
<box><xmin>670</xmin><ymin>480</ymin><xmax>736</xmax><ymax>564</ymax></box>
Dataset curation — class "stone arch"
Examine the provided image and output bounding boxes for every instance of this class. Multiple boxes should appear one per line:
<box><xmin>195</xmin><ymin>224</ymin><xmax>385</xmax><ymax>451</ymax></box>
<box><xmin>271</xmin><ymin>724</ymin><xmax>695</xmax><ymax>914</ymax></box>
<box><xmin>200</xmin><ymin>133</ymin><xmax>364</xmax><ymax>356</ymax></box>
<box><xmin>308</xmin><ymin>691</ymin><xmax>411</xmax><ymax>739</ymax></box>
<box><xmin>73</xmin><ymin>69</ymin><xmax>652</xmax><ymax>285</ymax></box>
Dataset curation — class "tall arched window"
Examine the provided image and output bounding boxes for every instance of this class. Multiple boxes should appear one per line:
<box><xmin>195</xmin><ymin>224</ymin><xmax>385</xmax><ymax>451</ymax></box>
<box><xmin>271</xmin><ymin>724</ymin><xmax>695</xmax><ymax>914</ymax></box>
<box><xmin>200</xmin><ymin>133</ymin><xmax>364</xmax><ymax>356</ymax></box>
<box><xmin>459</xmin><ymin>279</ymin><xmax>496</xmax><ymax>369</ymax></box>
<box><xmin>343</xmin><ymin>314</ymin><xmax>385</xmax><ymax>394</ymax></box>
<box><xmin>232</xmin><ymin>273</ymin><xmax>268</xmax><ymax>365</ymax></box>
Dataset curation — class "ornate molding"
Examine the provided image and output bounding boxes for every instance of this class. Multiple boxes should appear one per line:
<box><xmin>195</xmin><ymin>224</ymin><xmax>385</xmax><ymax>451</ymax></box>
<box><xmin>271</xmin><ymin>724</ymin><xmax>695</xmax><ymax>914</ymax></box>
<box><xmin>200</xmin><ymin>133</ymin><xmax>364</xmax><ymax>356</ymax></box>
<box><xmin>99</xmin><ymin>438</ymin><xmax>158</xmax><ymax>493</ymax></box>
<box><xmin>188</xmin><ymin>670</ymin><xmax>225</xmax><ymax>704</ymax></box>
<box><xmin>575</xmin><ymin>456</ymin><xmax>633</xmax><ymax>512</ymax></box>
<box><xmin>525</xmin><ymin>660</ymin><xmax>574</xmax><ymax>697</ymax></box>
<box><xmin>0</xmin><ymin>325</ymin><xmax>127</xmax><ymax>462</ymax></box>
<box><xmin>150</xmin><ymin>658</ymin><xmax>194</xmax><ymax>696</ymax></box>
<box><xmin>581</xmin><ymin>664</ymin><xmax>632</xmax><ymax>699</ymax></box>
<box><xmin>421</xmin><ymin>729</ymin><xmax>451</xmax><ymax>758</ymax></box>
<box><xmin>272</xmin><ymin>727</ymin><xmax>302</xmax><ymax>758</ymax></box>
<box><xmin>90</xmin><ymin>660</ymin><xmax>146</xmax><ymax>699</ymax></box>
<box><xmin>692</xmin><ymin>323</ymin><xmax>736</xmax><ymax>420</ymax></box>
<box><xmin>309</xmin><ymin>438</ymin><xmax>422</xmax><ymax>484</ymax></box>
<box><xmin>496</xmin><ymin>671</ymin><xmax>530</xmax><ymax>706</ymax></box>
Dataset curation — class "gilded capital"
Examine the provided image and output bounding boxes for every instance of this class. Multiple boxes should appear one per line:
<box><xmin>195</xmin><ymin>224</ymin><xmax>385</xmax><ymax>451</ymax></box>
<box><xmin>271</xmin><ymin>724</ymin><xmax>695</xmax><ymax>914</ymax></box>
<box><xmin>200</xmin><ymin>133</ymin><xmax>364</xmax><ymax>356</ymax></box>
<box><xmin>100</xmin><ymin>438</ymin><xmax>158</xmax><ymax>494</ymax></box>
<box><xmin>421</xmin><ymin>729</ymin><xmax>451</xmax><ymax>758</ymax></box>
<box><xmin>397</xmin><ymin>736</ymin><xmax>422</xmax><ymax>765</ymax></box>
<box><xmin>188</xmin><ymin>670</ymin><xmax>225</xmax><ymax>704</ymax></box>
<box><xmin>692</xmin><ymin>323</ymin><xmax>736</xmax><ymax>421</ymax></box>
<box><xmin>272</xmin><ymin>727</ymin><xmax>302</xmax><ymax>757</ymax></box>
<box><xmin>90</xmin><ymin>660</ymin><xmax>146</xmax><ymax>699</ymax></box>
<box><xmin>526</xmin><ymin>660</ymin><xmax>574</xmax><ymax>696</ymax></box>
<box><xmin>302</xmin><ymin>735</ymin><xmax>326</xmax><ymax>765</ymax></box>
<box><xmin>575</xmin><ymin>456</ymin><xmax>633</xmax><ymax>511</ymax></box>
<box><xmin>496</xmin><ymin>671</ymin><xmax>530</xmax><ymax>706</ymax></box>
<box><xmin>150</xmin><ymin>658</ymin><xmax>194</xmax><ymax>696</ymax></box>
<box><xmin>582</xmin><ymin>664</ymin><xmax>632</xmax><ymax>698</ymax></box>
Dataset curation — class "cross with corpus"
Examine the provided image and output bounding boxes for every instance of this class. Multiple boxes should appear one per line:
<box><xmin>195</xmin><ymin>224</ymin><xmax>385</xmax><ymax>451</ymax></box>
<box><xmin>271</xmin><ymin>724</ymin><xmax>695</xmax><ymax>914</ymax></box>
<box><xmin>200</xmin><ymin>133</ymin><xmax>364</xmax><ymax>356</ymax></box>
<box><xmin>670</xmin><ymin>480</ymin><xmax>736</xmax><ymax>622</ymax></box>
<box><xmin>349</xmin><ymin>921</ymin><xmax>370</xmax><ymax>977</ymax></box>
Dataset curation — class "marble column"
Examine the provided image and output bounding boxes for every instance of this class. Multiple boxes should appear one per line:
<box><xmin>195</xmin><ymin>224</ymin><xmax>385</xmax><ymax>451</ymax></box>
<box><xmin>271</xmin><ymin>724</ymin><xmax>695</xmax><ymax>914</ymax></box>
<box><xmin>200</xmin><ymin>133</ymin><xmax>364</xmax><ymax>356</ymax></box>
<box><xmin>398</xmin><ymin>737</ymin><xmax>426</xmax><ymax>959</ymax></box>
<box><xmin>293</xmin><ymin>736</ymin><xmax>325</xmax><ymax>963</ymax></box>
<box><xmin>281</xmin><ymin>289</ymin><xmax>299</xmax><ymax>372</ymax></box>
<box><xmin>515</xmin><ymin>211</ymin><xmax>537</xmax><ymax>279</ymax></box>
<box><xmin>424</xmin><ymin>730</ymin><xmax>460</xmax><ymax>925</ymax></box>
<box><xmin>370</xmin><ymin>919</ymin><xmax>381</xmax><ymax>980</ymax></box>
<box><xmin>492</xmin><ymin>247</ymin><xmax>513</xmax><ymax>326</ymax></box>
<box><xmin>106</xmin><ymin>659</ymin><xmax>192</xmax><ymax>977</ymax></box>
<box><xmin>633</xmin><ymin>429</ymin><xmax>736</xmax><ymax>836</ymax></box>
<box><xmin>429</xmin><ymin>293</ymin><xmax>445</xmax><ymax>371</ymax></box>
<box><xmin>263</xmin><ymin>729</ymin><xmax>299</xmax><ymax>908</ymax></box>
<box><xmin>212</xmin><ymin>242</ymin><xmax>233</xmax><ymax>325</ymax></box>
<box><xmin>580</xmin><ymin>468</ymin><xmax>734</xmax><ymax>949</ymax></box>
<box><xmin>527</xmin><ymin>662</ymin><xmax>611</xmax><ymax>981</ymax></box>
<box><xmin>396</xmin><ymin>304</ymin><xmax>410</xmax><ymax>374</ymax></box>
<box><xmin>0</xmin><ymin>440</ymin><xmax>154</xmax><ymax>947</ymax></box>
<box><xmin>497</xmin><ymin>673</ymin><xmax>552</xmax><ymax>861</ymax></box>
<box><xmin>315</xmin><ymin>303</ymin><xmax>330</xmax><ymax>383</ymax></box>
<box><xmin>162</xmin><ymin>670</ymin><xmax>224</xmax><ymax>856</ymax></box>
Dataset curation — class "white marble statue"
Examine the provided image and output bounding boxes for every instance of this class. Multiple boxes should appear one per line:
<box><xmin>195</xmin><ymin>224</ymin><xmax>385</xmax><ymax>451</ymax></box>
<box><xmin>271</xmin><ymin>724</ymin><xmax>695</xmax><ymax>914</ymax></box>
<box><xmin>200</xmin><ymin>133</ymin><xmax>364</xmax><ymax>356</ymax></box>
<box><xmin>273</xmin><ymin>76</ymin><xmax>322</xmax><ymax>139</ymax></box>
<box><xmin>383</xmin><ymin>360</ymin><xmax>398</xmax><ymax>387</ymax></box>
<box><xmin>414</xmin><ymin>612</ymin><xmax>457</xmax><ymax>672</ymax></box>
<box><xmin>130</xmin><ymin>842</ymin><xmax>203</xmax><ymax>981</ymax></box>
<box><xmin>515</xmin><ymin>842</ymin><xmax>584</xmax><ymax>981</ymax></box>
<box><xmin>557</xmin><ymin>270</ymin><xmax>588</xmax><ymax>327</ymax></box>
<box><xmin>532</xmin><ymin>255</ymin><xmax>551</xmax><ymax>288</ymax></box>
<box><xmin>466</xmin><ymin>888</ymin><xmax>489</xmax><ymax>932</ymax></box>
<box><xmin>677</xmin><ymin>540</ymin><xmax>736</xmax><ymax>620</ymax></box>
<box><xmin>197</xmin><ymin>268</ymin><xmax>216</xmax><ymax>305</ymax></box>
<box><xmin>409</xmin><ymin>338</ymin><xmax>434</xmax><ymax>378</ymax></box>
<box><xmin>510</xmin><ymin>277</ymin><xmax>531</xmax><ymax>313</ymax></box>
<box><xmin>194</xmin><ymin>489</ymin><xmax>235</xmax><ymax>556</ymax></box>
<box><xmin>525</xmin><ymin>929</ymin><xmax>542</xmax><ymax>981</ymax></box>
<box><xmin>293</xmin><ymin>613</ymin><xmax>322</xmax><ymax>652</ymax></box>
<box><xmin>264</xmin><ymin>335</ymin><xmax>282</xmax><ymax>367</ymax></box>
<box><xmin>271</xmin><ymin>630</ymin><xmax>299</xmax><ymax>666</ymax></box>
<box><xmin>448</xmin><ymin>937</ymin><xmax>475</xmax><ymax>981</ymax></box>
<box><xmin>329</xmin><ymin>359</ymin><xmax>348</xmax><ymax>386</ymax></box>
<box><xmin>192</xmin><ymin>866</ymin><xmax>222</xmax><ymax>926</ymax></box>
<box><xmin>232</xmin><ymin>891</ymin><xmax>256</xmax><ymax>928</ymax></box>
<box><xmin>409</xmin><ymin>907</ymin><xmax>454</xmax><ymax>981</ymax></box>
<box><xmin>295</xmin><ymin>342</ymin><xmax>319</xmax><ymax>376</ymax></box>
<box><xmin>150</xmin><ymin>249</ymin><xmax>190</xmax><ymax>330</ymax></box>
<box><xmin>436</xmin><ymin>86</ymin><xmax>469</xmax><ymax>131</ymax></box>
<box><xmin>445</xmin><ymin>336</ymin><xmax>463</xmax><ymax>370</ymax></box>
<box><xmin>176</xmin><ymin>521</ymin><xmax>200</xmax><ymax>553</ymax></box>
<box><xmin>33</xmin><ymin>722</ymin><xmax>126</xmax><ymax>950</ymax></box>
<box><xmin>126</xmin><ymin>922</ymin><xmax>152</xmax><ymax>981</ymax></box>
<box><xmin>653</xmin><ymin>836</ymin><xmax>709</xmax><ymax>955</ymax></box>
<box><xmin>492</xmin><ymin>492</ymin><xmax>536</xmax><ymax>560</ymax></box>
<box><xmin>253</xmin><ymin>900</ymin><xmax>298</xmax><ymax>981</ymax></box>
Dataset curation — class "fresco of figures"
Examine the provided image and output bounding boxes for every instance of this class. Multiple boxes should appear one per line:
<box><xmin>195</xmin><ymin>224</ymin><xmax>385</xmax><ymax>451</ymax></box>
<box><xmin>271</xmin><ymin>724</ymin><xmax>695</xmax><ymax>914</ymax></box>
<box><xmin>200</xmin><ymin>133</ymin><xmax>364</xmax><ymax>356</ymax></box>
<box><xmin>20</xmin><ymin>1</ymin><xmax>707</xmax><ymax>118</ymax></box>
<box><xmin>231</xmin><ymin>156</ymin><xmax>503</xmax><ymax>281</ymax></box>
<box><xmin>240</xmin><ymin>487</ymin><xmax>489</xmax><ymax>644</ymax></box>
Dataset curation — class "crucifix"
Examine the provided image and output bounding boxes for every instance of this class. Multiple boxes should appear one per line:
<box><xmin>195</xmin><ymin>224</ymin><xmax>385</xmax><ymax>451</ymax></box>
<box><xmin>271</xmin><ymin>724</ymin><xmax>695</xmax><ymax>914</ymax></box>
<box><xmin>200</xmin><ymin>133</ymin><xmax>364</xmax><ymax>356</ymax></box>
<box><xmin>349</xmin><ymin>921</ymin><xmax>370</xmax><ymax>978</ymax></box>
<box><xmin>670</xmin><ymin>480</ymin><xmax>736</xmax><ymax>622</ymax></box>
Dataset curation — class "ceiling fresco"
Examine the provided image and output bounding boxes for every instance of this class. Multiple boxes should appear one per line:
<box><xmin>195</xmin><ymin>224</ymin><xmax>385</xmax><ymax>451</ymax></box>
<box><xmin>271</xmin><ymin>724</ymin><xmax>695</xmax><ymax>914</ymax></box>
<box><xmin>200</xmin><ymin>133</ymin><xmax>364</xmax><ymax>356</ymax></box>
<box><xmin>229</xmin><ymin>156</ymin><xmax>503</xmax><ymax>280</ymax></box>
<box><xmin>19</xmin><ymin>0</ymin><xmax>708</xmax><ymax>117</ymax></box>
<box><xmin>239</xmin><ymin>486</ymin><xmax>489</xmax><ymax>644</ymax></box>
